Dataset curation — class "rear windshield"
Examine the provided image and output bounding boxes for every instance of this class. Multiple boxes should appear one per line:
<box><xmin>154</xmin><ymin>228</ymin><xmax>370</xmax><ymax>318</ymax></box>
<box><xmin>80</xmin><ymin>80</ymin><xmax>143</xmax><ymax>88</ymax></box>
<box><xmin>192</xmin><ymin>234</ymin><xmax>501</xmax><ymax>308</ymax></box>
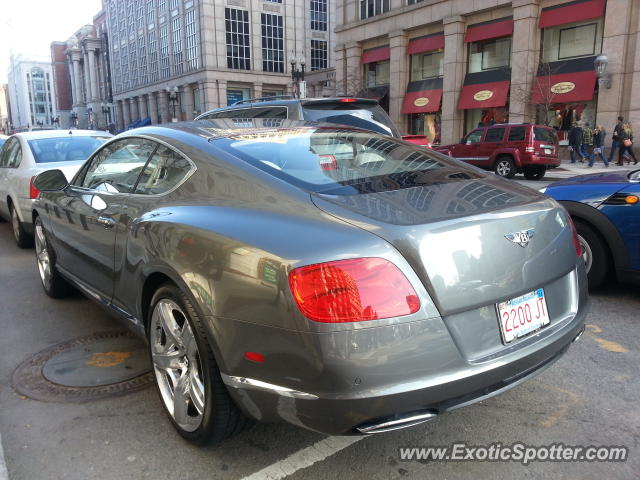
<box><xmin>302</xmin><ymin>102</ymin><xmax>401</xmax><ymax>138</ymax></box>
<box><xmin>533</xmin><ymin>127</ymin><xmax>558</xmax><ymax>144</ymax></box>
<box><xmin>217</xmin><ymin>128</ymin><xmax>483</xmax><ymax>195</ymax></box>
<box><xmin>28</xmin><ymin>136</ymin><xmax>110</xmax><ymax>163</ymax></box>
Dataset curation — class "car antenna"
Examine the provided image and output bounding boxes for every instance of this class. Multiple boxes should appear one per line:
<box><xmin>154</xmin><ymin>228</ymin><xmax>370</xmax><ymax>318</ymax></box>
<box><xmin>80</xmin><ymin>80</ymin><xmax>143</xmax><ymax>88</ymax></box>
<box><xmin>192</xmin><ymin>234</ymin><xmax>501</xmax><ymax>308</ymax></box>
<box><xmin>68</xmin><ymin>130</ymin><xmax>73</xmax><ymax>135</ymax></box>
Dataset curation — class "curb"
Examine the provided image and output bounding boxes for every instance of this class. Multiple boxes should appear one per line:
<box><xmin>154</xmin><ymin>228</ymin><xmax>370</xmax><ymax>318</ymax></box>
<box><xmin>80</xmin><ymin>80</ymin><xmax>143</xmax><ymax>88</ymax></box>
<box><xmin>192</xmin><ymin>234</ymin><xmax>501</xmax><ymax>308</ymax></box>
<box><xmin>0</xmin><ymin>433</ymin><xmax>8</xmax><ymax>480</ymax></box>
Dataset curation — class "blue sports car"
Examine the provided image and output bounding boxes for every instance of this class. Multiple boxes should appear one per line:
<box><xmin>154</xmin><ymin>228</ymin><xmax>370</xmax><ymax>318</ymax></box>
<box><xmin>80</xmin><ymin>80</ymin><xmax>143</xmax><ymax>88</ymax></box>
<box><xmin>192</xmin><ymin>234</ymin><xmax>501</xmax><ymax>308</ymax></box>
<box><xmin>542</xmin><ymin>169</ymin><xmax>640</xmax><ymax>288</ymax></box>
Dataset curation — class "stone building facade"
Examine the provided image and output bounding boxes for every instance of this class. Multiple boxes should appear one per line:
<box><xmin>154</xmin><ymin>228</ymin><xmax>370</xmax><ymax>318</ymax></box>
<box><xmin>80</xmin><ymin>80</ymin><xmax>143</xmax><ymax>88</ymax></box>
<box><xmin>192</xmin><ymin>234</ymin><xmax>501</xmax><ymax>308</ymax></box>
<box><xmin>105</xmin><ymin>0</ymin><xmax>336</xmax><ymax>131</ymax></box>
<box><xmin>335</xmin><ymin>0</ymin><xmax>640</xmax><ymax>145</ymax></box>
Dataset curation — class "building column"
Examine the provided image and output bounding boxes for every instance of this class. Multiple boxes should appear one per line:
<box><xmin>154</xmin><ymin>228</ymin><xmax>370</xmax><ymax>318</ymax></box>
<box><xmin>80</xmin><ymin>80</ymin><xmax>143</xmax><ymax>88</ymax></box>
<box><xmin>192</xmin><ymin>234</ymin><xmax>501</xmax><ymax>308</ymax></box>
<box><xmin>388</xmin><ymin>30</ymin><xmax>410</xmax><ymax>132</ymax></box>
<box><xmin>87</xmin><ymin>47</ymin><xmax>99</xmax><ymax>101</ymax></box>
<box><xmin>122</xmin><ymin>99</ymin><xmax>131</xmax><ymax>127</ymax></box>
<box><xmin>441</xmin><ymin>16</ymin><xmax>466</xmax><ymax>144</ymax></box>
<box><xmin>182</xmin><ymin>84</ymin><xmax>194</xmax><ymax>120</ymax></box>
<box><xmin>344</xmin><ymin>42</ymin><xmax>362</xmax><ymax>96</ymax></box>
<box><xmin>148</xmin><ymin>92</ymin><xmax>159</xmax><ymax>124</ymax></box>
<box><xmin>129</xmin><ymin>98</ymin><xmax>139</xmax><ymax>122</ymax></box>
<box><xmin>253</xmin><ymin>82</ymin><xmax>263</xmax><ymax>100</ymax></box>
<box><xmin>138</xmin><ymin>95</ymin><xmax>148</xmax><ymax>120</ymax></box>
<box><xmin>73</xmin><ymin>58</ymin><xmax>83</xmax><ymax>105</ymax></box>
<box><xmin>82</xmin><ymin>51</ymin><xmax>92</xmax><ymax>104</ymax></box>
<box><xmin>509</xmin><ymin>0</ymin><xmax>540</xmax><ymax>124</ymax></box>
<box><xmin>68</xmin><ymin>58</ymin><xmax>77</xmax><ymax>105</ymax></box>
<box><xmin>158</xmin><ymin>90</ymin><xmax>170</xmax><ymax>124</ymax></box>
<box><xmin>116</xmin><ymin>100</ymin><xmax>125</xmax><ymax>130</ymax></box>
<box><xmin>198</xmin><ymin>80</ymin><xmax>206</xmax><ymax>115</ymax></box>
<box><xmin>201</xmin><ymin>80</ymin><xmax>218</xmax><ymax>111</ymax></box>
<box><xmin>598</xmin><ymin>0</ymin><xmax>638</xmax><ymax>130</ymax></box>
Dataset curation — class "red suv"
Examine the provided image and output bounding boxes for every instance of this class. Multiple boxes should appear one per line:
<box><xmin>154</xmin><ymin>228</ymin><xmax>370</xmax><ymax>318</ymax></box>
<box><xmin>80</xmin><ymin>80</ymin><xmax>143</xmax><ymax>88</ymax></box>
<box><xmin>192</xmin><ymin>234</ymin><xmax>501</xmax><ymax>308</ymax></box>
<box><xmin>436</xmin><ymin>124</ymin><xmax>559</xmax><ymax>180</ymax></box>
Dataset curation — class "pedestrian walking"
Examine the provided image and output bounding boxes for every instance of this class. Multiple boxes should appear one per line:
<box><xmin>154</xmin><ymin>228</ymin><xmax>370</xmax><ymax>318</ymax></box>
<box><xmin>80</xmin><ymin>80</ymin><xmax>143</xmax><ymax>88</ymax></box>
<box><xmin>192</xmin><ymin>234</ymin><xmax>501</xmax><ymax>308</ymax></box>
<box><xmin>608</xmin><ymin>116</ymin><xmax>625</xmax><ymax>163</ymax></box>
<box><xmin>592</xmin><ymin>125</ymin><xmax>609</xmax><ymax>167</ymax></box>
<box><xmin>568</xmin><ymin>123</ymin><xmax>584</xmax><ymax>163</ymax></box>
<box><xmin>618</xmin><ymin>122</ymin><xmax>638</xmax><ymax>165</ymax></box>
<box><xmin>581</xmin><ymin>122</ymin><xmax>595</xmax><ymax>166</ymax></box>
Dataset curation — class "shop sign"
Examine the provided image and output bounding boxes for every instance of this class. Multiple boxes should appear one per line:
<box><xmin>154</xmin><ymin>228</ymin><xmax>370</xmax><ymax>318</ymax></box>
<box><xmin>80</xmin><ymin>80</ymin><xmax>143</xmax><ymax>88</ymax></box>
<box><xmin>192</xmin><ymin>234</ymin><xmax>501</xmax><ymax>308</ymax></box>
<box><xmin>473</xmin><ymin>90</ymin><xmax>494</xmax><ymax>101</ymax></box>
<box><xmin>413</xmin><ymin>97</ymin><xmax>430</xmax><ymax>107</ymax></box>
<box><xmin>550</xmin><ymin>81</ymin><xmax>576</xmax><ymax>94</ymax></box>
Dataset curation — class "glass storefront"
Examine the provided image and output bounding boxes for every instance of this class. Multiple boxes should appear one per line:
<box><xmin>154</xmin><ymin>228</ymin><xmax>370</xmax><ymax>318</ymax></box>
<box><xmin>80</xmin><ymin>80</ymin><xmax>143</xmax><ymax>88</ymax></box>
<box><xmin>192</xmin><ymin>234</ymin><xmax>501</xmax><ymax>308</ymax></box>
<box><xmin>536</xmin><ymin>99</ymin><xmax>597</xmax><ymax>144</ymax></box>
<box><xmin>409</xmin><ymin>113</ymin><xmax>441</xmax><ymax>145</ymax></box>
<box><xmin>465</xmin><ymin>107</ymin><xmax>509</xmax><ymax>134</ymax></box>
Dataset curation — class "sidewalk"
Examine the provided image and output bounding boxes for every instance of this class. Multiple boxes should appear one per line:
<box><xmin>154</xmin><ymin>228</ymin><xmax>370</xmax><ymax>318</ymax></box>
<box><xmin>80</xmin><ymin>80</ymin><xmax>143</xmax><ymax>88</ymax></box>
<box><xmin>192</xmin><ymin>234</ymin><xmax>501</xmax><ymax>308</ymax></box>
<box><xmin>546</xmin><ymin>157</ymin><xmax>636</xmax><ymax>181</ymax></box>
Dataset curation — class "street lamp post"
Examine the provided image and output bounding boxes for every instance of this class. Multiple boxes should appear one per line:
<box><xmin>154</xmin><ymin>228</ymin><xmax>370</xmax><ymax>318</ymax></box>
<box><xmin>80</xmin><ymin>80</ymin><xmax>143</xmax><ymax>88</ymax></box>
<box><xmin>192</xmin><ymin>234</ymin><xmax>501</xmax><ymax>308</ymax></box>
<box><xmin>70</xmin><ymin>112</ymin><xmax>78</xmax><ymax>129</ymax></box>
<box><xmin>290</xmin><ymin>56</ymin><xmax>307</xmax><ymax>99</ymax></box>
<box><xmin>594</xmin><ymin>55</ymin><xmax>611</xmax><ymax>89</ymax></box>
<box><xmin>101</xmin><ymin>102</ymin><xmax>113</xmax><ymax>131</ymax></box>
<box><xmin>166</xmin><ymin>86</ymin><xmax>180</xmax><ymax>122</ymax></box>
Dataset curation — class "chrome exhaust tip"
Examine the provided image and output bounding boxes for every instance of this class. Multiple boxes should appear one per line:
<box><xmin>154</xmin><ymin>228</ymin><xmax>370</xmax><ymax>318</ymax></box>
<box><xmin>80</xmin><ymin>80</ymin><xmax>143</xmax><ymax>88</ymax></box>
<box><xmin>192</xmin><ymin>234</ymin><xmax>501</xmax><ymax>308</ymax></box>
<box><xmin>356</xmin><ymin>410</ymin><xmax>438</xmax><ymax>434</ymax></box>
<box><xmin>572</xmin><ymin>324</ymin><xmax>586</xmax><ymax>343</ymax></box>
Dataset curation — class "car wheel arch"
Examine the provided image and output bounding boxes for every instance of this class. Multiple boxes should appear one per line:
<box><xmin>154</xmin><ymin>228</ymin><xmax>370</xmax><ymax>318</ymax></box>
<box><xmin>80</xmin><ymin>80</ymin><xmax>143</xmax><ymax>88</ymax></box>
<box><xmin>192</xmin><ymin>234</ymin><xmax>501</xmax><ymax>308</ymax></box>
<box><xmin>559</xmin><ymin>200</ymin><xmax>629</xmax><ymax>277</ymax></box>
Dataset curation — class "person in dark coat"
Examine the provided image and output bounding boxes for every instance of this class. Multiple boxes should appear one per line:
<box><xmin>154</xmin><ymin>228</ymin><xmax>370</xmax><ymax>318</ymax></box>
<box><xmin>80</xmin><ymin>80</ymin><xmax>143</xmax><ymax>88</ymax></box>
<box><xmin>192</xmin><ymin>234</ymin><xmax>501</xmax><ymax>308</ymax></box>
<box><xmin>618</xmin><ymin>122</ymin><xmax>638</xmax><ymax>166</ymax></box>
<box><xmin>608</xmin><ymin>116</ymin><xmax>625</xmax><ymax>163</ymax></box>
<box><xmin>568</xmin><ymin>123</ymin><xmax>584</xmax><ymax>163</ymax></box>
<box><xmin>592</xmin><ymin>125</ymin><xmax>608</xmax><ymax>167</ymax></box>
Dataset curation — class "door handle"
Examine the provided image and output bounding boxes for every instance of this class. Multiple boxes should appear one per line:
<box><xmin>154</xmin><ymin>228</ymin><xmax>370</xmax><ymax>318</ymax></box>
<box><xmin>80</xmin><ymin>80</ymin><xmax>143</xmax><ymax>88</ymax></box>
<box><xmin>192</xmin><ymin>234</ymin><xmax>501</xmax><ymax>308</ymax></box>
<box><xmin>96</xmin><ymin>215</ymin><xmax>116</xmax><ymax>229</ymax></box>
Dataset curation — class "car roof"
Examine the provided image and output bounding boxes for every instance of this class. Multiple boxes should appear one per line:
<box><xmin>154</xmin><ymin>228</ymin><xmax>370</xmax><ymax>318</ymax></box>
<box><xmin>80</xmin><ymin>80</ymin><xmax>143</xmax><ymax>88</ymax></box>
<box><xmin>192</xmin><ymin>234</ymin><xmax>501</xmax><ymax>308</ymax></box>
<box><xmin>12</xmin><ymin>129</ymin><xmax>112</xmax><ymax>140</ymax></box>
<box><xmin>198</xmin><ymin>97</ymin><xmax>380</xmax><ymax>117</ymax></box>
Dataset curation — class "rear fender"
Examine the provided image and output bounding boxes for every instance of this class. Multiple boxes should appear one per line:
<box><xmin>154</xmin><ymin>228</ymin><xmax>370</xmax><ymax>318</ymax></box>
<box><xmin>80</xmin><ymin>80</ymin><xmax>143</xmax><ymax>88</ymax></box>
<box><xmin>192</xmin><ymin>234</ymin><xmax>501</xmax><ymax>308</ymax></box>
<box><xmin>490</xmin><ymin>149</ymin><xmax>522</xmax><ymax>168</ymax></box>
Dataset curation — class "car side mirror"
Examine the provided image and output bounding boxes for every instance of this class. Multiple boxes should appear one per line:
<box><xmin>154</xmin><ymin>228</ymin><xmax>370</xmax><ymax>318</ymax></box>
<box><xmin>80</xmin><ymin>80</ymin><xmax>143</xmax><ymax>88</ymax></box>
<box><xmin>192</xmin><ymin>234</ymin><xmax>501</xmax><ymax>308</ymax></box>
<box><xmin>461</xmin><ymin>138</ymin><xmax>466</xmax><ymax>144</ymax></box>
<box><xmin>33</xmin><ymin>169</ymin><xmax>69</xmax><ymax>192</ymax></box>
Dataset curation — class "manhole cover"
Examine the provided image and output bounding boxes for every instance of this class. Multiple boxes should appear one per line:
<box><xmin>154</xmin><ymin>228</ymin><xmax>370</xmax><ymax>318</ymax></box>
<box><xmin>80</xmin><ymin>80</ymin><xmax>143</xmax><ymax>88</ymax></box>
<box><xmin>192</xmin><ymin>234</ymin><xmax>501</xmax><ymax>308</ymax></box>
<box><xmin>12</xmin><ymin>331</ymin><xmax>154</xmax><ymax>402</ymax></box>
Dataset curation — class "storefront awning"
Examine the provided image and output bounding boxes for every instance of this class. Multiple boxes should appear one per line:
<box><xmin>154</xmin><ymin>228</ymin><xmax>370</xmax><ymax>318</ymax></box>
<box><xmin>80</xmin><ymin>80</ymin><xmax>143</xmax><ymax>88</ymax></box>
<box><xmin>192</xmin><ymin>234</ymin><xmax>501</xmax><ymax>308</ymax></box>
<box><xmin>361</xmin><ymin>46</ymin><xmax>390</xmax><ymax>64</ymax></box>
<box><xmin>402</xmin><ymin>79</ymin><xmax>443</xmax><ymax>114</ymax></box>
<box><xmin>539</xmin><ymin>0</ymin><xmax>606</xmax><ymax>29</ymax></box>
<box><xmin>531</xmin><ymin>71</ymin><xmax>597</xmax><ymax>104</ymax></box>
<box><xmin>465</xmin><ymin>17</ymin><xmax>514</xmax><ymax>43</ymax></box>
<box><xmin>407</xmin><ymin>33</ymin><xmax>445</xmax><ymax>55</ymax></box>
<box><xmin>457</xmin><ymin>70</ymin><xmax>511</xmax><ymax>110</ymax></box>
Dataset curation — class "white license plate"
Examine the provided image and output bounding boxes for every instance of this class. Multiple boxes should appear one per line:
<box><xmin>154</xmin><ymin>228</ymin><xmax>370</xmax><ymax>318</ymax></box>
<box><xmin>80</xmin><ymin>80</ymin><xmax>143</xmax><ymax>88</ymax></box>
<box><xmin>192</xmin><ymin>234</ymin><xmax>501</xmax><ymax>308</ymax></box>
<box><xmin>497</xmin><ymin>288</ymin><xmax>550</xmax><ymax>344</ymax></box>
<box><xmin>544</xmin><ymin>148</ymin><xmax>552</xmax><ymax>154</ymax></box>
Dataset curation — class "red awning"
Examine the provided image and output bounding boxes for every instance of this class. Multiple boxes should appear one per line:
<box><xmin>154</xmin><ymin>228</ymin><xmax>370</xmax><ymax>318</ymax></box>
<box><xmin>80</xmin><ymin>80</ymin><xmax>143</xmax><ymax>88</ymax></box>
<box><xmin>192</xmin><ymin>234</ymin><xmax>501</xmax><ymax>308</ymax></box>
<box><xmin>407</xmin><ymin>35</ymin><xmax>445</xmax><ymax>55</ymax></box>
<box><xmin>457</xmin><ymin>81</ymin><xmax>511</xmax><ymax>110</ymax></box>
<box><xmin>402</xmin><ymin>89</ymin><xmax>443</xmax><ymax>114</ymax></box>
<box><xmin>539</xmin><ymin>0</ymin><xmax>606</xmax><ymax>29</ymax></box>
<box><xmin>361</xmin><ymin>46</ymin><xmax>390</xmax><ymax>64</ymax></box>
<box><xmin>465</xmin><ymin>19</ymin><xmax>514</xmax><ymax>43</ymax></box>
<box><xmin>531</xmin><ymin>70</ymin><xmax>597</xmax><ymax>103</ymax></box>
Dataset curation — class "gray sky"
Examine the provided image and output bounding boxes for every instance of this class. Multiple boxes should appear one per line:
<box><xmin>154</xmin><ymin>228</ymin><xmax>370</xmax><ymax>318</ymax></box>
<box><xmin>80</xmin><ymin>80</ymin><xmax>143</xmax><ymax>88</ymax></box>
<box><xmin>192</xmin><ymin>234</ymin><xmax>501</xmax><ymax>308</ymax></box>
<box><xmin>1</xmin><ymin>0</ymin><xmax>104</xmax><ymax>83</ymax></box>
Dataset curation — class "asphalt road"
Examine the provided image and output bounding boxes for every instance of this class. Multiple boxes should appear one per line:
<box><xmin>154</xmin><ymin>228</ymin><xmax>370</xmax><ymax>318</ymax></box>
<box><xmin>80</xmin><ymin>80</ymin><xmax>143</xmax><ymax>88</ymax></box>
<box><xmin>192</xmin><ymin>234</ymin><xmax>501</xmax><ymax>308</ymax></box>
<box><xmin>0</xmin><ymin>204</ymin><xmax>638</xmax><ymax>479</ymax></box>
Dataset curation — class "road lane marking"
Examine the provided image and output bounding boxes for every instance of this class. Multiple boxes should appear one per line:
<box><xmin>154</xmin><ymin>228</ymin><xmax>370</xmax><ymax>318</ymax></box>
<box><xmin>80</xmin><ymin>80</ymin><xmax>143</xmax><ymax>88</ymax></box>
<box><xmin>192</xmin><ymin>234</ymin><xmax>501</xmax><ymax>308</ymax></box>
<box><xmin>240</xmin><ymin>436</ymin><xmax>364</xmax><ymax>480</ymax></box>
<box><xmin>0</xmin><ymin>432</ymin><xmax>8</xmax><ymax>480</ymax></box>
<box><xmin>586</xmin><ymin>324</ymin><xmax>627</xmax><ymax>353</ymax></box>
<box><xmin>537</xmin><ymin>382</ymin><xmax>580</xmax><ymax>428</ymax></box>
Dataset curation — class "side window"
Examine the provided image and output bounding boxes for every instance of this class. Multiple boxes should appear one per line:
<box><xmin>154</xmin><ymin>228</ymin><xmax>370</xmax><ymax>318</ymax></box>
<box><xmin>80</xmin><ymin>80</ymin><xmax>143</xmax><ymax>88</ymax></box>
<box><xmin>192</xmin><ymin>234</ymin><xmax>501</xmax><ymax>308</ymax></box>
<box><xmin>0</xmin><ymin>139</ymin><xmax>17</xmax><ymax>167</ymax></box>
<box><xmin>251</xmin><ymin>107</ymin><xmax>288</xmax><ymax>119</ymax></box>
<box><xmin>134</xmin><ymin>145</ymin><xmax>192</xmax><ymax>195</ymax></box>
<box><xmin>484</xmin><ymin>127</ymin><xmax>505</xmax><ymax>143</ymax></box>
<box><xmin>464</xmin><ymin>130</ymin><xmax>484</xmax><ymax>144</ymax></box>
<box><xmin>213</xmin><ymin>108</ymin><xmax>252</xmax><ymax>119</ymax></box>
<box><xmin>508</xmin><ymin>126</ymin><xmax>526</xmax><ymax>141</ymax></box>
<box><xmin>7</xmin><ymin>142</ymin><xmax>23</xmax><ymax>168</ymax></box>
<box><xmin>78</xmin><ymin>139</ymin><xmax>157</xmax><ymax>193</ymax></box>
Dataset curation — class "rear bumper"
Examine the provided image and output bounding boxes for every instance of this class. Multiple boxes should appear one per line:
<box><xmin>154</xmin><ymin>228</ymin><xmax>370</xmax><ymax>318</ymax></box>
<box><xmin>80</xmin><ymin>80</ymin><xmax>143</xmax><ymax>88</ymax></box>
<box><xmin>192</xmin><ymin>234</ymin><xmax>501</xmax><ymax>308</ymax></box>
<box><xmin>220</xmin><ymin>271</ymin><xmax>589</xmax><ymax>435</ymax></box>
<box><xmin>524</xmin><ymin>154</ymin><xmax>561</xmax><ymax>167</ymax></box>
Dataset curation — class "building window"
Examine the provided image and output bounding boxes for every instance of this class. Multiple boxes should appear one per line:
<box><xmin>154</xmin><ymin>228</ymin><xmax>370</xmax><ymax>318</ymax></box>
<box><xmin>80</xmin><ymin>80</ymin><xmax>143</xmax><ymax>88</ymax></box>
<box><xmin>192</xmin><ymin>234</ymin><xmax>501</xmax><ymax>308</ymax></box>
<box><xmin>261</xmin><ymin>13</ymin><xmax>284</xmax><ymax>73</ymax></box>
<box><xmin>172</xmin><ymin>17</ymin><xmax>183</xmax><ymax>74</ymax></box>
<box><xmin>310</xmin><ymin>40</ymin><xmax>327</xmax><ymax>71</ymax></box>
<box><xmin>159</xmin><ymin>25</ymin><xmax>170</xmax><ymax>78</ymax></box>
<box><xmin>227</xmin><ymin>87</ymin><xmax>251</xmax><ymax>106</ymax></box>
<box><xmin>121</xmin><ymin>45</ymin><xmax>129</xmax><ymax>89</ymax></box>
<box><xmin>137</xmin><ymin>1</ymin><xmax>145</xmax><ymax>29</ymax></box>
<box><xmin>138</xmin><ymin>36</ymin><xmax>148</xmax><ymax>85</ymax></box>
<box><xmin>129</xmin><ymin>40</ymin><xmax>138</xmax><ymax>86</ymax></box>
<box><xmin>366</xmin><ymin>61</ymin><xmax>390</xmax><ymax>87</ymax></box>
<box><xmin>410</xmin><ymin>51</ymin><xmax>443</xmax><ymax>81</ymax></box>
<box><xmin>407</xmin><ymin>0</ymin><xmax>425</xmax><ymax>4</ymax></box>
<box><xmin>147</xmin><ymin>0</ymin><xmax>155</xmax><ymax>25</ymax></box>
<box><xmin>468</xmin><ymin>37</ymin><xmax>511</xmax><ymax>73</ymax></box>
<box><xmin>360</xmin><ymin>0</ymin><xmax>390</xmax><ymax>20</ymax></box>
<box><xmin>148</xmin><ymin>32</ymin><xmax>158</xmax><ymax>81</ymax></box>
<box><xmin>542</xmin><ymin>20</ymin><xmax>602</xmax><ymax>63</ymax></box>
<box><xmin>265</xmin><ymin>0</ymin><xmax>282</xmax><ymax>2</ymax></box>
<box><xmin>185</xmin><ymin>9</ymin><xmax>199</xmax><ymax>71</ymax></box>
<box><xmin>225</xmin><ymin>8</ymin><xmax>251</xmax><ymax>70</ymax></box>
<box><xmin>311</xmin><ymin>0</ymin><xmax>327</xmax><ymax>31</ymax></box>
<box><xmin>170</xmin><ymin>0</ymin><xmax>178</xmax><ymax>10</ymax></box>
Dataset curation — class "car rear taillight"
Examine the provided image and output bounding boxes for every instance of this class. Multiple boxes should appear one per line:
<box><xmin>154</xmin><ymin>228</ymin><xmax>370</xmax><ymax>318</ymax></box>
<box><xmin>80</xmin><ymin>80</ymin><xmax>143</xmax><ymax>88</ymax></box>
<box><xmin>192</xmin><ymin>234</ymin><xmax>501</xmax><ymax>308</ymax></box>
<box><xmin>288</xmin><ymin>257</ymin><xmax>420</xmax><ymax>323</ymax></box>
<box><xmin>525</xmin><ymin>146</ymin><xmax>535</xmax><ymax>153</ymax></box>
<box><xmin>340</xmin><ymin>98</ymin><xmax>357</xmax><ymax>103</ymax></box>
<box><xmin>318</xmin><ymin>154</ymin><xmax>337</xmax><ymax>171</ymax></box>
<box><xmin>29</xmin><ymin>176</ymin><xmax>40</xmax><ymax>199</ymax></box>
<box><xmin>567</xmin><ymin>215</ymin><xmax>582</xmax><ymax>257</ymax></box>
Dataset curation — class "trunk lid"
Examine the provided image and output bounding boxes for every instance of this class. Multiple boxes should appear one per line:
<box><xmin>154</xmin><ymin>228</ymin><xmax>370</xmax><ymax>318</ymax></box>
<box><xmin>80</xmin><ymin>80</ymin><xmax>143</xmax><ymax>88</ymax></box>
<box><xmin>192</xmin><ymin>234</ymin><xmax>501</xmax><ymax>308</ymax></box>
<box><xmin>311</xmin><ymin>175</ymin><xmax>578</xmax><ymax>317</ymax></box>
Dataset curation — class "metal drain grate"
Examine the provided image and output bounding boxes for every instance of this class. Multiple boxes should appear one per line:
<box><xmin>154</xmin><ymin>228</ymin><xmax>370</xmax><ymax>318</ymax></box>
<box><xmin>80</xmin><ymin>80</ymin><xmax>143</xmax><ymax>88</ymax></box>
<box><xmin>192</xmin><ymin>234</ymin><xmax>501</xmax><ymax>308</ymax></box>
<box><xmin>12</xmin><ymin>331</ymin><xmax>154</xmax><ymax>403</ymax></box>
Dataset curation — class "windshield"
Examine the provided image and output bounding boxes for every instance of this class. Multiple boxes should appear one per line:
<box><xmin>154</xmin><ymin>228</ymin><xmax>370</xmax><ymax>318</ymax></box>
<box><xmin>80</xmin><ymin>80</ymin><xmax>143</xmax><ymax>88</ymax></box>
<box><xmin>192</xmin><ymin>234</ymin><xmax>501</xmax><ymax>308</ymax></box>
<box><xmin>28</xmin><ymin>136</ymin><xmax>110</xmax><ymax>163</ymax></box>
<box><xmin>218</xmin><ymin>128</ymin><xmax>483</xmax><ymax>195</ymax></box>
<box><xmin>0</xmin><ymin>139</ymin><xmax>5</xmax><ymax>149</ymax></box>
<box><xmin>302</xmin><ymin>102</ymin><xmax>401</xmax><ymax>138</ymax></box>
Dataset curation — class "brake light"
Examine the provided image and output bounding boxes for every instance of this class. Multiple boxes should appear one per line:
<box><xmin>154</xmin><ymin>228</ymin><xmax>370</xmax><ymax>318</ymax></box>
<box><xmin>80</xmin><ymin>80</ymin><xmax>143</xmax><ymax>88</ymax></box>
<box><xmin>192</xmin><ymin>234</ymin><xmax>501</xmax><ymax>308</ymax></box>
<box><xmin>288</xmin><ymin>257</ymin><xmax>420</xmax><ymax>323</ymax></box>
<box><xmin>244</xmin><ymin>352</ymin><xmax>265</xmax><ymax>363</ymax></box>
<box><xmin>567</xmin><ymin>215</ymin><xmax>582</xmax><ymax>257</ymax></box>
<box><xmin>340</xmin><ymin>98</ymin><xmax>357</xmax><ymax>103</ymax></box>
<box><xmin>318</xmin><ymin>154</ymin><xmax>337</xmax><ymax>171</ymax></box>
<box><xmin>29</xmin><ymin>176</ymin><xmax>40</xmax><ymax>199</ymax></box>
<box><xmin>525</xmin><ymin>147</ymin><xmax>535</xmax><ymax>153</ymax></box>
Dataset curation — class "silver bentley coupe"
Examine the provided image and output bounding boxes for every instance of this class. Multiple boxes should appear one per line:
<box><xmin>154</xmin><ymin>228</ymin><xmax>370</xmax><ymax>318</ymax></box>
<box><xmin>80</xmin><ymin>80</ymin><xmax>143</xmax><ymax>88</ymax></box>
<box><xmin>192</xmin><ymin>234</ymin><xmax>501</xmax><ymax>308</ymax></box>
<box><xmin>32</xmin><ymin>119</ymin><xmax>589</xmax><ymax>444</ymax></box>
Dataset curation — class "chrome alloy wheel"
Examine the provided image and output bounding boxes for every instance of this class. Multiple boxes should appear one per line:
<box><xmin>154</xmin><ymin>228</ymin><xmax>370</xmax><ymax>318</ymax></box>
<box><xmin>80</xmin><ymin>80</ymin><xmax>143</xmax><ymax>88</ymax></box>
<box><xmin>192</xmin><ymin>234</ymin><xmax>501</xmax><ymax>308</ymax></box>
<box><xmin>34</xmin><ymin>220</ymin><xmax>51</xmax><ymax>286</ymax></box>
<box><xmin>11</xmin><ymin>207</ymin><xmax>21</xmax><ymax>242</ymax></box>
<box><xmin>150</xmin><ymin>299</ymin><xmax>205</xmax><ymax>432</ymax></box>
<box><xmin>578</xmin><ymin>234</ymin><xmax>593</xmax><ymax>274</ymax></box>
<box><xmin>496</xmin><ymin>160</ymin><xmax>512</xmax><ymax>177</ymax></box>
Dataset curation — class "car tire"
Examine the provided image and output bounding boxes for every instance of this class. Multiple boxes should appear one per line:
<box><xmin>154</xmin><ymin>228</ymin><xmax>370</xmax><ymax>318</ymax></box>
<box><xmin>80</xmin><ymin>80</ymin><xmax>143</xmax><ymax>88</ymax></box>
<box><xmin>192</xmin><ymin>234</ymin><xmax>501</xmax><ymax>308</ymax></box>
<box><xmin>10</xmin><ymin>203</ymin><xmax>32</xmax><ymax>248</ymax></box>
<box><xmin>574</xmin><ymin>220</ymin><xmax>609</xmax><ymax>289</ymax></box>
<box><xmin>148</xmin><ymin>283</ymin><xmax>252</xmax><ymax>445</ymax></box>
<box><xmin>523</xmin><ymin>165</ymin><xmax>547</xmax><ymax>180</ymax></box>
<box><xmin>494</xmin><ymin>157</ymin><xmax>516</xmax><ymax>178</ymax></box>
<box><xmin>34</xmin><ymin>215</ymin><xmax>74</xmax><ymax>298</ymax></box>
